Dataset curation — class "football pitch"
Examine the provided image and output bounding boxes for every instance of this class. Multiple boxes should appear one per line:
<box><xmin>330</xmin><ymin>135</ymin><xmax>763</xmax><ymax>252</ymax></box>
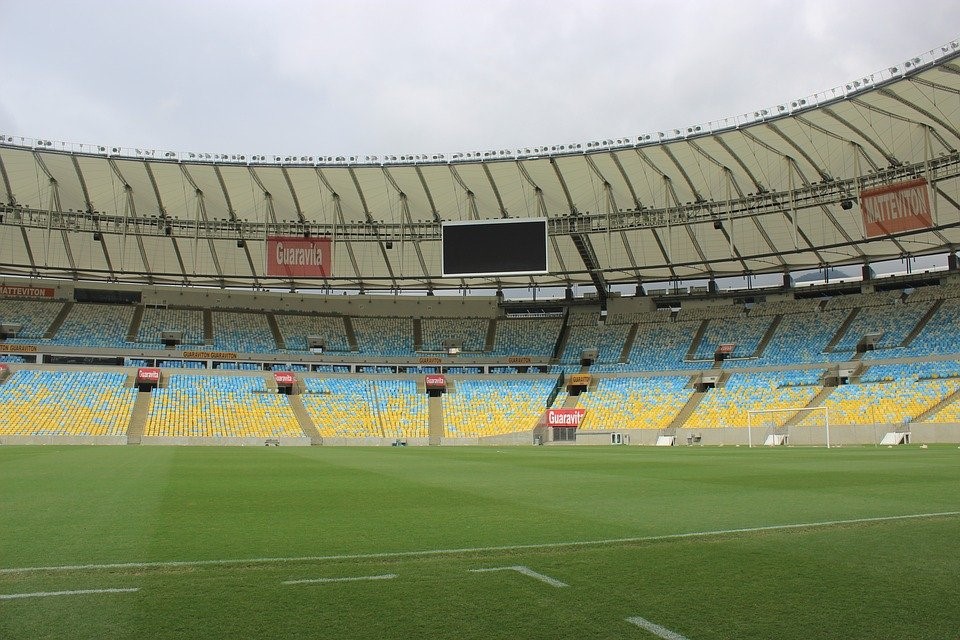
<box><xmin>1</xmin><ymin>444</ymin><xmax>958</xmax><ymax>639</ymax></box>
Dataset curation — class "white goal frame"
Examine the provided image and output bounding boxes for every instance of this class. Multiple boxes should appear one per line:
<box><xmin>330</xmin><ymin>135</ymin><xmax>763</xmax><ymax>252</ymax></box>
<box><xmin>746</xmin><ymin>406</ymin><xmax>830</xmax><ymax>448</ymax></box>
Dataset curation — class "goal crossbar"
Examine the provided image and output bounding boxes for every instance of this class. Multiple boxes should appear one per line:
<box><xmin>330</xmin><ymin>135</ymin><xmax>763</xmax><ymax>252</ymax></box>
<box><xmin>746</xmin><ymin>405</ymin><xmax>830</xmax><ymax>448</ymax></box>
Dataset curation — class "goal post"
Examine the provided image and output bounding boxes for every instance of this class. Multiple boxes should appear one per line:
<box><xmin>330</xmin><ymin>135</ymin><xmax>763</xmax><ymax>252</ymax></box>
<box><xmin>746</xmin><ymin>406</ymin><xmax>830</xmax><ymax>448</ymax></box>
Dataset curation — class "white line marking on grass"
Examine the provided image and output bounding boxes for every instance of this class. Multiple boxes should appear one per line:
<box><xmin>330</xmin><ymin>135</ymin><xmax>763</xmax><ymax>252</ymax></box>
<box><xmin>283</xmin><ymin>574</ymin><xmax>396</xmax><ymax>585</ymax></box>
<box><xmin>1</xmin><ymin>511</ymin><xmax>956</xmax><ymax>575</ymax></box>
<box><xmin>0</xmin><ymin>588</ymin><xmax>139</xmax><ymax>601</ymax></box>
<box><xmin>626</xmin><ymin>616</ymin><xmax>692</xmax><ymax>640</ymax></box>
<box><xmin>469</xmin><ymin>565</ymin><xmax>568</xmax><ymax>588</ymax></box>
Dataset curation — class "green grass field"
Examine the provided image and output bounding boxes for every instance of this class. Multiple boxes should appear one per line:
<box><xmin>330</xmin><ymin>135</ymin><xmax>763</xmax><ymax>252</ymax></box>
<box><xmin>1</xmin><ymin>445</ymin><xmax>958</xmax><ymax>639</ymax></box>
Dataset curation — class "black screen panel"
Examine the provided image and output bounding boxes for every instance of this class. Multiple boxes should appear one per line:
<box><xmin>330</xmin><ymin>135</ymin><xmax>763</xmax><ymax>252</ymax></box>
<box><xmin>441</xmin><ymin>219</ymin><xmax>548</xmax><ymax>277</ymax></box>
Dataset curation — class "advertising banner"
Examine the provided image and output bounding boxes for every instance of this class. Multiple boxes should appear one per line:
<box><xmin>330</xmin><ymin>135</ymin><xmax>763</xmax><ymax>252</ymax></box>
<box><xmin>0</xmin><ymin>286</ymin><xmax>55</xmax><ymax>298</ymax></box>
<box><xmin>266</xmin><ymin>236</ymin><xmax>332</xmax><ymax>277</ymax></box>
<box><xmin>425</xmin><ymin>374</ymin><xmax>447</xmax><ymax>389</ymax></box>
<box><xmin>136</xmin><ymin>368</ymin><xmax>161</xmax><ymax>383</ymax></box>
<box><xmin>274</xmin><ymin>372</ymin><xmax>296</xmax><ymax>386</ymax></box>
<box><xmin>860</xmin><ymin>178</ymin><xmax>932</xmax><ymax>238</ymax></box>
<box><xmin>568</xmin><ymin>374</ymin><xmax>591</xmax><ymax>387</ymax></box>
<box><xmin>546</xmin><ymin>408</ymin><xmax>587</xmax><ymax>427</ymax></box>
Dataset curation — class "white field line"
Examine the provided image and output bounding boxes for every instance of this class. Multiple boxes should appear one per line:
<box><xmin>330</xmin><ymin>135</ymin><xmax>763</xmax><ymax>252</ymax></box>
<box><xmin>469</xmin><ymin>565</ymin><xmax>568</xmax><ymax>588</ymax></box>
<box><xmin>283</xmin><ymin>574</ymin><xmax>396</xmax><ymax>585</ymax></box>
<box><xmin>1</xmin><ymin>510</ymin><xmax>956</xmax><ymax>576</ymax></box>
<box><xmin>626</xmin><ymin>616</ymin><xmax>692</xmax><ymax>640</ymax></box>
<box><xmin>0</xmin><ymin>588</ymin><xmax>139</xmax><ymax>601</ymax></box>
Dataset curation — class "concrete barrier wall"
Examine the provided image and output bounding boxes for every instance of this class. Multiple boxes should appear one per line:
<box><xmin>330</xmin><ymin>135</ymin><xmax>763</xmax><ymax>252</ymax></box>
<box><xmin>0</xmin><ymin>435</ymin><xmax>127</xmax><ymax>446</ymax></box>
<box><xmin>139</xmin><ymin>436</ymin><xmax>311</xmax><ymax>447</ymax></box>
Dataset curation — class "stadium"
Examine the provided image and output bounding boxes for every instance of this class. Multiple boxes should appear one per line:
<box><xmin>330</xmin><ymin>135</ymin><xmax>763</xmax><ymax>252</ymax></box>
<box><xmin>1</xmin><ymin>19</ymin><xmax>960</xmax><ymax>640</ymax></box>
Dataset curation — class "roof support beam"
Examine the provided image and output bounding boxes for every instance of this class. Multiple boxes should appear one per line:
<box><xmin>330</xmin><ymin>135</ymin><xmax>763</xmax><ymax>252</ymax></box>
<box><xmin>281</xmin><ymin>167</ymin><xmax>306</xmax><ymax>223</ymax></box>
<box><xmin>481</xmin><ymin>164</ymin><xmax>509</xmax><ymax>218</ymax></box>
<box><xmin>144</xmin><ymin>162</ymin><xmax>187</xmax><ymax>282</ymax></box>
<box><xmin>549</xmin><ymin>159</ymin><xmax>595</xmax><ymax>292</ymax></box>
<box><xmin>584</xmin><ymin>156</ymin><xmax>640</xmax><ymax>277</ymax></box>
<box><xmin>0</xmin><ymin>152</ymin><xmax>14</xmax><ymax>205</ymax></box>
<box><xmin>348</xmin><ymin>167</ymin><xmax>396</xmax><ymax>289</ymax></box>
<box><xmin>820</xmin><ymin>107</ymin><xmax>897</xmax><ymax>168</ymax></box>
<box><xmin>877</xmin><ymin>87</ymin><xmax>960</xmax><ymax>146</ymax></box>
<box><xmin>32</xmin><ymin>153</ymin><xmax>77</xmax><ymax>279</ymax></box>
<box><xmin>382</xmin><ymin>167</ymin><xmax>430</xmax><ymax>281</ymax></box>
<box><xmin>71</xmin><ymin>155</ymin><xmax>114</xmax><ymax>278</ymax></box>
<box><xmin>316</xmin><ymin>169</ymin><xmax>358</xmax><ymax>289</ymax></box>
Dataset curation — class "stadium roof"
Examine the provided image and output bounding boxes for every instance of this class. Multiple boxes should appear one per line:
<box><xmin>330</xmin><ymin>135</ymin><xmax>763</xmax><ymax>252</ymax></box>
<box><xmin>1</xmin><ymin>40</ymin><xmax>959</xmax><ymax>295</ymax></box>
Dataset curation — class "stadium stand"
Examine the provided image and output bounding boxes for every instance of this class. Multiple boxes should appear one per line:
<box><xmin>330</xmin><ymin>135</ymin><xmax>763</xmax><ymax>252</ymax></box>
<box><xmin>444</xmin><ymin>378</ymin><xmax>556</xmax><ymax>438</ymax></box>
<box><xmin>0</xmin><ymin>298</ymin><xmax>64</xmax><ymax>337</ymax></box>
<box><xmin>618</xmin><ymin>320</ymin><xmax>706</xmax><ymax>371</ymax></box>
<box><xmin>683</xmin><ymin>372</ymin><xmax>821</xmax><ymax>430</ymax></box>
<box><xmin>144</xmin><ymin>375</ymin><xmax>303</xmax><ymax>438</ymax></box>
<box><xmin>275</xmin><ymin>314</ymin><xmax>351</xmax><ymax>352</ymax></box>
<box><xmin>11</xmin><ymin>303</ymin><xmax>136</xmax><ymax>348</ymax></box>
<box><xmin>211</xmin><ymin>311</ymin><xmax>278</xmax><ymax>353</ymax></box>
<box><xmin>136</xmin><ymin>307</ymin><xmax>205</xmax><ymax>347</ymax></box>
<box><xmin>352</xmin><ymin>317</ymin><xmax>415</xmax><ymax>356</ymax></box>
<box><xmin>489</xmin><ymin>318</ymin><xmax>562</xmax><ymax>357</ymax></box>
<box><xmin>420</xmin><ymin>317</ymin><xmax>488</xmax><ymax>352</ymax></box>
<box><xmin>693</xmin><ymin>314</ymin><xmax>773</xmax><ymax>360</ymax></box>
<box><xmin>576</xmin><ymin>376</ymin><xmax>694</xmax><ymax>431</ymax></box>
<box><xmin>0</xmin><ymin>370</ymin><xmax>136</xmax><ymax>437</ymax></box>
<box><xmin>299</xmin><ymin>377</ymin><xmax>407</xmax><ymax>438</ymax></box>
<box><xmin>560</xmin><ymin>323</ymin><xmax>631</xmax><ymax>365</ymax></box>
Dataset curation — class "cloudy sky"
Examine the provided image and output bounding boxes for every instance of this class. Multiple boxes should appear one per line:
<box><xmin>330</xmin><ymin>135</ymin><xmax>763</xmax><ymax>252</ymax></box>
<box><xmin>1</xmin><ymin>0</ymin><xmax>959</xmax><ymax>159</ymax></box>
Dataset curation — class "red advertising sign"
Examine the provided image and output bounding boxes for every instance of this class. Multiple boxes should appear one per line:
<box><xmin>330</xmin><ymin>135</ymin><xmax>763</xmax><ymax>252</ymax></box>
<box><xmin>546</xmin><ymin>408</ymin><xmax>586</xmax><ymax>427</ymax></box>
<box><xmin>0</xmin><ymin>285</ymin><xmax>55</xmax><ymax>298</ymax></box>
<box><xmin>136</xmin><ymin>368</ymin><xmax>161</xmax><ymax>383</ymax></box>
<box><xmin>266</xmin><ymin>236</ymin><xmax>332</xmax><ymax>277</ymax></box>
<box><xmin>425</xmin><ymin>374</ymin><xmax>446</xmax><ymax>389</ymax></box>
<box><xmin>274</xmin><ymin>372</ymin><xmax>296</xmax><ymax>386</ymax></box>
<box><xmin>860</xmin><ymin>178</ymin><xmax>932</xmax><ymax>238</ymax></box>
<box><xmin>716</xmin><ymin>343</ymin><xmax>736</xmax><ymax>355</ymax></box>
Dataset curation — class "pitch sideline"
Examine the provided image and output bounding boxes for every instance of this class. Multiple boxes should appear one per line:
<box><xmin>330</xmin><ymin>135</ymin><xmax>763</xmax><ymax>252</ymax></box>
<box><xmin>0</xmin><ymin>511</ymin><xmax>956</xmax><ymax>576</ymax></box>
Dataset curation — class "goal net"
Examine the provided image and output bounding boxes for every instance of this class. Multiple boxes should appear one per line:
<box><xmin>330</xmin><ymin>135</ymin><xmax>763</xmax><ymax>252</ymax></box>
<box><xmin>746</xmin><ymin>406</ymin><xmax>830</xmax><ymax>448</ymax></box>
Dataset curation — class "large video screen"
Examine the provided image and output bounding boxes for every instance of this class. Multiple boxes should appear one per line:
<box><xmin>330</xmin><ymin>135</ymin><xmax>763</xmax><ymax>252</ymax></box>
<box><xmin>441</xmin><ymin>218</ymin><xmax>548</xmax><ymax>277</ymax></box>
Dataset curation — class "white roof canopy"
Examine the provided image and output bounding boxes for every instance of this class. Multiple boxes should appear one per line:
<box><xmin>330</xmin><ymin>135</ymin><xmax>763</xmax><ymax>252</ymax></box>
<box><xmin>2</xmin><ymin>45</ymin><xmax>959</xmax><ymax>294</ymax></box>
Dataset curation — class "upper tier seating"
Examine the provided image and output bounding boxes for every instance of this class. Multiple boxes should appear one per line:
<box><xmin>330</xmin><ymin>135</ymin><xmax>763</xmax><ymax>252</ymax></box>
<box><xmin>352</xmin><ymin>317</ymin><xmax>415</xmax><ymax>356</ymax></box>
<box><xmin>420</xmin><ymin>317</ymin><xmax>488</xmax><ymax>352</ymax></box>
<box><xmin>137</xmin><ymin>308</ymin><xmax>205</xmax><ymax>347</ymax></box>
<box><xmin>560</xmin><ymin>323</ymin><xmax>631</xmax><ymax>365</ymax></box>
<box><xmin>694</xmin><ymin>315</ymin><xmax>773</xmax><ymax>360</ymax></box>
<box><xmin>0</xmin><ymin>298</ymin><xmax>64</xmax><ymax>337</ymax></box>
<box><xmin>489</xmin><ymin>318</ymin><xmax>562</xmax><ymax>357</ymax></box>
<box><xmin>275</xmin><ymin>314</ymin><xmax>350</xmax><ymax>352</ymax></box>
<box><xmin>211</xmin><ymin>311</ymin><xmax>278</xmax><ymax>353</ymax></box>
<box><xmin>619</xmin><ymin>321</ymin><xmax>705</xmax><ymax>371</ymax></box>
<box><xmin>9</xmin><ymin>303</ymin><xmax>135</xmax><ymax>348</ymax></box>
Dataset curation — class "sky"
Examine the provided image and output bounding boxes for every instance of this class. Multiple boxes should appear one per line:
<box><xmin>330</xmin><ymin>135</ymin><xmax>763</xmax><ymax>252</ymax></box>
<box><xmin>1</xmin><ymin>0</ymin><xmax>959</xmax><ymax>160</ymax></box>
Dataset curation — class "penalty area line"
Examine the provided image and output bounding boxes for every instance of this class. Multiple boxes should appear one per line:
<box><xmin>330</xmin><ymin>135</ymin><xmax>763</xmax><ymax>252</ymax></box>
<box><xmin>0</xmin><ymin>588</ymin><xmax>139</xmax><ymax>601</ymax></box>
<box><xmin>283</xmin><ymin>574</ymin><xmax>397</xmax><ymax>585</ymax></box>
<box><xmin>626</xmin><ymin>616</ymin><xmax>692</xmax><ymax>640</ymax></box>
<box><xmin>1</xmin><ymin>510</ymin><xmax>957</xmax><ymax>576</ymax></box>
